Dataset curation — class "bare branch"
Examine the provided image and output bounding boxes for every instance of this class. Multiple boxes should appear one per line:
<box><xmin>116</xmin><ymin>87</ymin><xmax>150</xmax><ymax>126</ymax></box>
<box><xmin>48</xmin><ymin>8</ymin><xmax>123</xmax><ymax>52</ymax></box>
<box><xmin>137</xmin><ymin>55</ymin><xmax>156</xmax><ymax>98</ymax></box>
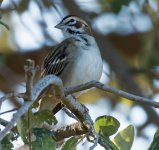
<box><xmin>62</xmin><ymin>107</ymin><xmax>79</xmax><ymax>121</ymax></box>
<box><xmin>51</xmin><ymin>122</ymin><xmax>88</xmax><ymax>141</ymax></box>
<box><xmin>24</xmin><ymin>59</ymin><xmax>36</xmax><ymax>99</ymax></box>
<box><xmin>0</xmin><ymin>75</ymin><xmax>64</xmax><ymax>141</ymax></box>
<box><xmin>46</xmin><ymin>121</ymin><xmax>109</xmax><ymax>150</ymax></box>
<box><xmin>65</xmin><ymin>80</ymin><xmax>159</xmax><ymax>108</ymax></box>
<box><xmin>0</xmin><ymin>118</ymin><xmax>9</xmax><ymax>127</ymax></box>
<box><xmin>0</xmin><ymin>57</ymin><xmax>158</xmax><ymax>150</ymax></box>
<box><xmin>61</xmin><ymin>95</ymin><xmax>100</xmax><ymax>148</ymax></box>
<box><xmin>63</xmin><ymin>95</ymin><xmax>93</xmax><ymax>125</ymax></box>
<box><xmin>0</xmin><ymin>75</ymin><xmax>158</xmax><ymax>145</ymax></box>
<box><xmin>24</xmin><ymin>59</ymin><xmax>37</xmax><ymax>149</ymax></box>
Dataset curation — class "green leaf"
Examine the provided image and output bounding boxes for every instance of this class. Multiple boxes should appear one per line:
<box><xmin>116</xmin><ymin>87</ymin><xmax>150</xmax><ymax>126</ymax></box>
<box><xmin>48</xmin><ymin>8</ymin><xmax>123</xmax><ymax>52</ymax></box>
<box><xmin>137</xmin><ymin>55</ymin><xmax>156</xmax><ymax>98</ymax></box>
<box><xmin>33</xmin><ymin>110</ymin><xmax>57</xmax><ymax>127</ymax></box>
<box><xmin>0</xmin><ymin>133</ymin><xmax>14</xmax><ymax>149</ymax></box>
<box><xmin>113</xmin><ymin>125</ymin><xmax>135</xmax><ymax>150</ymax></box>
<box><xmin>100</xmin><ymin>134</ymin><xmax>119</xmax><ymax>150</ymax></box>
<box><xmin>17</xmin><ymin>116</ymin><xmax>28</xmax><ymax>143</ymax></box>
<box><xmin>94</xmin><ymin>115</ymin><xmax>120</xmax><ymax>136</ymax></box>
<box><xmin>149</xmin><ymin>128</ymin><xmax>159</xmax><ymax>150</ymax></box>
<box><xmin>0</xmin><ymin>20</ymin><xmax>10</xmax><ymax>30</ymax></box>
<box><xmin>32</xmin><ymin>128</ymin><xmax>55</xmax><ymax>150</ymax></box>
<box><xmin>17</xmin><ymin>110</ymin><xmax>57</xmax><ymax>143</ymax></box>
<box><xmin>61</xmin><ymin>137</ymin><xmax>78</xmax><ymax>150</ymax></box>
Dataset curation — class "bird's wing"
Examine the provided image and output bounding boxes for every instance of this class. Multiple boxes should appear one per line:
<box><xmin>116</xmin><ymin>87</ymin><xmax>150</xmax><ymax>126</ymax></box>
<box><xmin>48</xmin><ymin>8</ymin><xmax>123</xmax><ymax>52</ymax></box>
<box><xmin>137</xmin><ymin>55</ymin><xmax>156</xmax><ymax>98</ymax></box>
<box><xmin>41</xmin><ymin>39</ymin><xmax>72</xmax><ymax>77</ymax></box>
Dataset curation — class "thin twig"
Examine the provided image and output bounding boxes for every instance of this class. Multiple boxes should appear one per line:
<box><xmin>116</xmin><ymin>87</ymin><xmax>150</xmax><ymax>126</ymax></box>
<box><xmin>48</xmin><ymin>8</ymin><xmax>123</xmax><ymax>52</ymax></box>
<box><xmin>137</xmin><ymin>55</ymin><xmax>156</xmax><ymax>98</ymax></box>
<box><xmin>28</xmin><ymin>108</ymin><xmax>32</xmax><ymax>150</ymax></box>
<box><xmin>24</xmin><ymin>59</ymin><xmax>37</xmax><ymax>150</ymax></box>
<box><xmin>0</xmin><ymin>108</ymin><xmax>18</xmax><ymax>115</ymax></box>
<box><xmin>24</xmin><ymin>59</ymin><xmax>36</xmax><ymax>99</ymax></box>
<box><xmin>89</xmin><ymin>133</ymin><xmax>99</xmax><ymax>150</ymax></box>
<box><xmin>64</xmin><ymin>80</ymin><xmax>159</xmax><ymax>108</ymax></box>
<box><xmin>62</xmin><ymin>107</ymin><xmax>79</xmax><ymax>121</ymax></box>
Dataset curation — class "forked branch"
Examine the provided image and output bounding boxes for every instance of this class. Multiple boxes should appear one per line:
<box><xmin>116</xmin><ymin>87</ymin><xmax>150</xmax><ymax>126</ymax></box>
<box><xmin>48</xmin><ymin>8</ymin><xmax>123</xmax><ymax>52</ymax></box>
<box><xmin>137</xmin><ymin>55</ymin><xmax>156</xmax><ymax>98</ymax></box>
<box><xmin>0</xmin><ymin>59</ymin><xmax>158</xmax><ymax>150</ymax></box>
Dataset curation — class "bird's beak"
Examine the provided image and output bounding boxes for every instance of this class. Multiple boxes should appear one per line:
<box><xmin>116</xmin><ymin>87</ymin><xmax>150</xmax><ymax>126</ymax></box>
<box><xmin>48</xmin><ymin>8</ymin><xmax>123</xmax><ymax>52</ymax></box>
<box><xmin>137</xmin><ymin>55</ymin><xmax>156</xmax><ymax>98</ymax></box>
<box><xmin>54</xmin><ymin>23</ymin><xmax>64</xmax><ymax>29</ymax></box>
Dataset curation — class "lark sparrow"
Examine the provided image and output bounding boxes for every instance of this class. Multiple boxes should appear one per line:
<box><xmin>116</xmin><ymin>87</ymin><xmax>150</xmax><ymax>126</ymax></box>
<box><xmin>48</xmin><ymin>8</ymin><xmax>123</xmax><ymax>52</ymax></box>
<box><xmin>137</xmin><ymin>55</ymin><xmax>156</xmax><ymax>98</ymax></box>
<box><xmin>40</xmin><ymin>15</ymin><xmax>103</xmax><ymax>112</ymax></box>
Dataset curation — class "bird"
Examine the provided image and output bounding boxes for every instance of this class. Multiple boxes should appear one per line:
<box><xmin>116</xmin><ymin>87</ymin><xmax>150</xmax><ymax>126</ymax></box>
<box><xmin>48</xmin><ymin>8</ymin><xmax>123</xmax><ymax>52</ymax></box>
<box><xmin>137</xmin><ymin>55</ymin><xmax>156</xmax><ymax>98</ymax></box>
<box><xmin>39</xmin><ymin>15</ymin><xmax>103</xmax><ymax>113</ymax></box>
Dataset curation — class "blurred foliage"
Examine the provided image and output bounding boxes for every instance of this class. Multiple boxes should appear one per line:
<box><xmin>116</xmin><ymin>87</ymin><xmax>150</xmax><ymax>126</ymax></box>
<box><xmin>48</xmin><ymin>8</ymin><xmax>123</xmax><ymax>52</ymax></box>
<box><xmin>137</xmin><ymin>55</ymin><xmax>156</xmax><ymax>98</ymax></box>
<box><xmin>16</xmin><ymin>0</ymin><xmax>53</xmax><ymax>12</ymax></box>
<box><xmin>17</xmin><ymin>0</ymin><xmax>30</xmax><ymax>13</ymax></box>
<box><xmin>0</xmin><ymin>54</ymin><xmax>6</xmax><ymax>64</ymax></box>
<box><xmin>0</xmin><ymin>0</ymin><xmax>3</xmax><ymax>6</ymax></box>
<box><xmin>0</xmin><ymin>133</ymin><xmax>14</xmax><ymax>149</ymax></box>
<box><xmin>0</xmin><ymin>31</ymin><xmax>11</xmax><ymax>51</ymax></box>
<box><xmin>99</xmin><ymin>0</ymin><xmax>131</xmax><ymax>13</ymax></box>
<box><xmin>141</xmin><ymin>31</ymin><xmax>159</xmax><ymax>69</ymax></box>
<box><xmin>139</xmin><ymin>4</ymin><xmax>159</xmax><ymax>69</ymax></box>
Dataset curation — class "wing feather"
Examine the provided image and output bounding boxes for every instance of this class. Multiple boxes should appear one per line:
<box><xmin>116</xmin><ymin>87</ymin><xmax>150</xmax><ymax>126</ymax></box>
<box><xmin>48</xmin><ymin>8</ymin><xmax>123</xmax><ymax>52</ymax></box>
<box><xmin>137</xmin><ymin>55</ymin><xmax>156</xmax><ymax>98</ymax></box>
<box><xmin>41</xmin><ymin>39</ymin><xmax>72</xmax><ymax>77</ymax></box>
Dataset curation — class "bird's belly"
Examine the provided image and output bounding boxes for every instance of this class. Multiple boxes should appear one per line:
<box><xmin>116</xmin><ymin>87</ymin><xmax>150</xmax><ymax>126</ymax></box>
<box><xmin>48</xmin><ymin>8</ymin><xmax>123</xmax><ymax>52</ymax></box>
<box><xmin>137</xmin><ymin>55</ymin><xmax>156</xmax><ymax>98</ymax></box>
<box><xmin>63</xmin><ymin>52</ymin><xmax>103</xmax><ymax>87</ymax></box>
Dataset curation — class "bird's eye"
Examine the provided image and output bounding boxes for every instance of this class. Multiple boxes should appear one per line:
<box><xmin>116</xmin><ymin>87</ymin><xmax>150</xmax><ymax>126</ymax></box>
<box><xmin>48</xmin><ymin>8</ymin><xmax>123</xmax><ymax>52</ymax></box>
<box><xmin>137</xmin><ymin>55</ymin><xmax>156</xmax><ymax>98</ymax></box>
<box><xmin>75</xmin><ymin>21</ymin><xmax>82</xmax><ymax>29</ymax></box>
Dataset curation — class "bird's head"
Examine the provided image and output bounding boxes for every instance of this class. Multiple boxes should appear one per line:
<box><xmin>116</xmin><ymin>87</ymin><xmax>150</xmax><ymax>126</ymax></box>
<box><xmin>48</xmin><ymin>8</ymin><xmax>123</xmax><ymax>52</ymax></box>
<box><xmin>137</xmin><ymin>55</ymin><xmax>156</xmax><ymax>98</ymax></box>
<box><xmin>55</xmin><ymin>15</ymin><xmax>91</xmax><ymax>37</ymax></box>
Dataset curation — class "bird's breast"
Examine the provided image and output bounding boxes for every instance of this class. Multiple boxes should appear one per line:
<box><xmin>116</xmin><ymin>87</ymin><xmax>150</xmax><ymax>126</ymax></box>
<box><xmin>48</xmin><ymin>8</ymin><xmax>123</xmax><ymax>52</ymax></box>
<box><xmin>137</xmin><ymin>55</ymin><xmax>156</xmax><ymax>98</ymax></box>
<box><xmin>63</xmin><ymin>47</ymin><xmax>103</xmax><ymax>87</ymax></box>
